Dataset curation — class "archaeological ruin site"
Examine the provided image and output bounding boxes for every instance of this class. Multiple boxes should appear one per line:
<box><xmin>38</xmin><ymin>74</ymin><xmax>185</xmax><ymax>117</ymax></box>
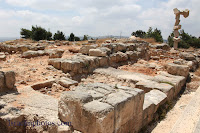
<box><xmin>0</xmin><ymin>7</ymin><xmax>200</xmax><ymax>133</ymax></box>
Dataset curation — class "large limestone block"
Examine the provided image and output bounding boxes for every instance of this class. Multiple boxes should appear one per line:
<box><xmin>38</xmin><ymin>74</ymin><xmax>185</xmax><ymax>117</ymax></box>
<box><xmin>58</xmin><ymin>91</ymin><xmax>93</xmax><ymax>131</ymax></box>
<box><xmin>4</xmin><ymin>71</ymin><xmax>16</xmax><ymax>89</ymax></box>
<box><xmin>102</xmin><ymin>90</ymin><xmax>135</xmax><ymax>133</ymax></box>
<box><xmin>126</xmin><ymin>43</ymin><xmax>136</xmax><ymax>51</ymax></box>
<box><xmin>110</xmin><ymin>52</ymin><xmax>128</xmax><ymax>63</ymax></box>
<box><xmin>47</xmin><ymin>49</ymin><xmax>65</xmax><ymax>58</ymax></box>
<box><xmin>99</xmin><ymin>56</ymin><xmax>109</xmax><ymax>67</ymax></box>
<box><xmin>153</xmin><ymin>72</ymin><xmax>186</xmax><ymax>97</ymax></box>
<box><xmin>143</xmin><ymin>98</ymin><xmax>156</xmax><ymax>127</ymax></box>
<box><xmin>81</xmin><ymin>101</ymin><xmax>115</xmax><ymax>133</ymax></box>
<box><xmin>48</xmin><ymin>58</ymin><xmax>64</xmax><ymax>70</ymax></box>
<box><xmin>0</xmin><ymin>71</ymin><xmax>5</xmax><ymax>91</ymax></box>
<box><xmin>0</xmin><ymin>52</ymin><xmax>6</xmax><ymax>61</ymax></box>
<box><xmin>89</xmin><ymin>47</ymin><xmax>111</xmax><ymax>57</ymax></box>
<box><xmin>167</xmin><ymin>63</ymin><xmax>189</xmax><ymax>77</ymax></box>
<box><xmin>61</xmin><ymin>59</ymin><xmax>84</xmax><ymax>73</ymax></box>
<box><xmin>58</xmin><ymin>77</ymin><xmax>78</xmax><ymax>88</ymax></box>
<box><xmin>31</xmin><ymin>79</ymin><xmax>56</xmax><ymax>90</ymax></box>
<box><xmin>136</xmin><ymin>80</ymin><xmax>174</xmax><ymax>100</ymax></box>
<box><xmin>126</xmin><ymin>51</ymin><xmax>138</xmax><ymax>61</ymax></box>
<box><xmin>113</xmin><ymin>43</ymin><xmax>127</xmax><ymax>53</ymax></box>
<box><xmin>145</xmin><ymin>90</ymin><xmax>167</xmax><ymax>112</ymax></box>
<box><xmin>21</xmin><ymin>50</ymin><xmax>46</xmax><ymax>58</ymax></box>
<box><xmin>180</xmin><ymin>52</ymin><xmax>196</xmax><ymax>61</ymax></box>
<box><xmin>79</xmin><ymin>44</ymin><xmax>98</xmax><ymax>55</ymax></box>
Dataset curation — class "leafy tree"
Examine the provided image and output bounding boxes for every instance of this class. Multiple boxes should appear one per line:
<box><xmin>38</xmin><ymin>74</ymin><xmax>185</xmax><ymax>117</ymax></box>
<box><xmin>131</xmin><ymin>27</ymin><xmax>163</xmax><ymax>43</ymax></box>
<box><xmin>146</xmin><ymin>27</ymin><xmax>163</xmax><ymax>42</ymax></box>
<box><xmin>20</xmin><ymin>28</ymin><xmax>32</xmax><ymax>39</ymax></box>
<box><xmin>74</xmin><ymin>36</ymin><xmax>80</xmax><ymax>41</ymax></box>
<box><xmin>131</xmin><ymin>30</ymin><xmax>146</xmax><ymax>38</ymax></box>
<box><xmin>68</xmin><ymin>33</ymin><xmax>75</xmax><ymax>41</ymax></box>
<box><xmin>83</xmin><ymin>35</ymin><xmax>88</xmax><ymax>40</ymax></box>
<box><xmin>168</xmin><ymin>30</ymin><xmax>200</xmax><ymax>48</ymax></box>
<box><xmin>31</xmin><ymin>26</ymin><xmax>48</xmax><ymax>41</ymax></box>
<box><xmin>46</xmin><ymin>31</ymin><xmax>52</xmax><ymax>40</ymax></box>
<box><xmin>53</xmin><ymin>30</ymin><xmax>66</xmax><ymax>40</ymax></box>
<box><xmin>68</xmin><ymin>33</ymin><xmax>80</xmax><ymax>41</ymax></box>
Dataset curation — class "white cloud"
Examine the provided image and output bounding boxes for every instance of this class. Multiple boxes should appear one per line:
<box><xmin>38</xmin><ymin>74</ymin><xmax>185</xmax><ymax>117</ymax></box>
<box><xmin>0</xmin><ymin>0</ymin><xmax>199</xmax><ymax>39</ymax></box>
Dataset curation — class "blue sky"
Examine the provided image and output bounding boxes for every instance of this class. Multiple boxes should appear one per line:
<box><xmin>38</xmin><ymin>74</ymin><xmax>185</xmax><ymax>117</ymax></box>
<box><xmin>0</xmin><ymin>0</ymin><xmax>199</xmax><ymax>39</ymax></box>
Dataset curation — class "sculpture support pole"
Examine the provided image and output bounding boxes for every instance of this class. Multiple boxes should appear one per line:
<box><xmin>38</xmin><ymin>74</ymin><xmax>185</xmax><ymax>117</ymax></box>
<box><xmin>173</xmin><ymin>8</ymin><xmax>189</xmax><ymax>50</ymax></box>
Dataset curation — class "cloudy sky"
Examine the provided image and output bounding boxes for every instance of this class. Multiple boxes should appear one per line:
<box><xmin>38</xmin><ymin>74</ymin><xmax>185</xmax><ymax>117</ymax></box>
<box><xmin>0</xmin><ymin>0</ymin><xmax>199</xmax><ymax>39</ymax></box>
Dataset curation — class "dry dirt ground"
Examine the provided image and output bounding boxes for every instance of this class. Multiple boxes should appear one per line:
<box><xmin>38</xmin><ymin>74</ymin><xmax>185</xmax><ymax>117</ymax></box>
<box><xmin>0</xmin><ymin>45</ymin><xmax>80</xmax><ymax>98</ymax></box>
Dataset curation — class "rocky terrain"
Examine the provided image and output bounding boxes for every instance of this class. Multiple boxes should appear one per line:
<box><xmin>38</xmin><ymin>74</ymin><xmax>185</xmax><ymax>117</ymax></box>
<box><xmin>0</xmin><ymin>38</ymin><xmax>200</xmax><ymax>133</ymax></box>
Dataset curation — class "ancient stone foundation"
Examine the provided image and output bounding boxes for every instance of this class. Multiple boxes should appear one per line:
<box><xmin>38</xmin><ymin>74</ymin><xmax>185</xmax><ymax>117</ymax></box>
<box><xmin>58</xmin><ymin>68</ymin><xmax>187</xmax><ymax>133</ymax></box>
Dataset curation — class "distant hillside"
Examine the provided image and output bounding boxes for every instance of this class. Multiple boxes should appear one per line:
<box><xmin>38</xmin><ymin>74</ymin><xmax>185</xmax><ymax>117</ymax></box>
<box><xmin>0</xmin><ymin>37</ymin><xmax>19</xmax><ymax>42</ymax></box>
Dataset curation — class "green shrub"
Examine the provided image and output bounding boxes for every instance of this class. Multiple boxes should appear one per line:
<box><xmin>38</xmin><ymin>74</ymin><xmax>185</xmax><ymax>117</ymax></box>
<box><xmin>53</xmin><ymin>30</ymin><xmax>66</xmax><ymax>40</ymax></box>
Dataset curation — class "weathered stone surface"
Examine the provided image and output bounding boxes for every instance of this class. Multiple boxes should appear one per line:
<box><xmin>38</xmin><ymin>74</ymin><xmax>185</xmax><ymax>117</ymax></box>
<box><xmin>150</xmin><ymin>43</ymin><xmax>170</xmax><ymax>50</ymax></box>
<box><xmin>0</xmin><ymin>71</ymin><xmax>5</xmax><ymax>91</ymax></box>
<box><xmin>0</xmin><ymin>52</ymin><xmax>6</xmax><ymax>61</ymax></box>
<box><xmin>144</xmin><ymin>90</ymin><xmax>167</xmax><ymax>113</ymax></box>
<box><xmin>167</xmin><ymin>63</ymin><xmax>189</xmax><ymax>77</ymax></box>
<box><xmin>110</xmin><ymin>52</ymin><xmax>128</xmax><ymax>63</ymax></box>
<box><xmin>102</xmin><ymin>90</ymin><xmax>139</xmax><ymax>133</ymax></box>
<box><xmin>180</xmin><ymin>52</ymin><xmax>195</xmax><ymax>61</ymax></box>
<box><xmin>47</xmin><ymin>49</ymin><xmax>65</xmax><ymax>58</ymax></box>
<box><xmin>21</xmin><ymin>50</ymin><xmax>46</xmax><ymax>58</ymax></box>
<box><xmin>99</xmin><ymin>57</ymin><xmax>109</xmax><ymax>67</ymax></box>
<box><xmin>48</xmin><ymin>58</ymin><xmax>64</xmax><ymax>70</ymax></box>
<box><xmin>58</xmin><ymin>77</ymin><xmax>78</xmax><ymax>88</ymax></box>
<box><xmin>126</xmin><ymin>51</ymin><xmax>138</xmax><ymax>61</ymax></box>
<box><xmin>79</xmin><ymin>44</ymin><xmax>98</xmax><ymax>55</ymax></box>
<box><xmin>136</xmin><ymin>80</ymin><xmax>174</xmax><ymax>100</ymax></box>
<box><xmin>88</xmin><ymin>40</ymin><xmax>96</xmax><ymax>44</ymax></box>
<box><xmin>89</xmin><ymin>47</ymin><xmax>111</xmax><ymax>57</ymax></box>
<box><xmin>58</xmin><ymin>91</ymin><xmax>93</xmax><ymax>131</ymax></box>
<box><xmin>4</xmin><ymin>71</ymin><xmax>16</xmax><ymax>89</ymax></box>
<box><xmin>143</xmin><ymin>96</ymin><xmax>156</xmax><ymax>127</ymax></box>
<box><xmin>126</xmin><ymin>43</ymin><xmax>136</xmax><ymax>51</ymax></box>
<box><xmin>31</xmin><ymin>79</ymin><xmax>56</xmax><ymax>90</ymax></box>
<box><xmin>81</xmin><ymin>101</ymin><xmax>115</xmax><ymax>133</ymax></box>
<box><xmin>152</xmin><ymin>72</ymin><xmax>186</xmax><ymax>97</ymax></box>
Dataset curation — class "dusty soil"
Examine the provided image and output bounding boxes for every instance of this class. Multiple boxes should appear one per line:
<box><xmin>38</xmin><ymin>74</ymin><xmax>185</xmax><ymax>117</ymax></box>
<box><xmin>0</xmin><ymin>45</ymin><xmax>80</xmax><ymax>98</ymax></box>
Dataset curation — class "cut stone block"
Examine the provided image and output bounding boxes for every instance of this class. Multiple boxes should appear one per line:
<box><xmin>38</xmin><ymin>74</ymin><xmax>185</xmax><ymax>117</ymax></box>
<box><xmin>89</xmin><ymin>47</ymin><xmax>111</xmax><ymax>57</ymax></box>
<box><xmin>81</xmin><ymin>100</ymin><xmax>115</xmax><ymax>133</ymax></box>
<box><xmin>4</xmin><ymin>71</ymin><xmax>16</xmax><ymax>89</ymax></box>
<box><xmin>102</xmin><ymin>90</ymin><xmax>136</xmax><ymax>133</ymax></box>
<box><xmin>31</xmin><ymin>79</ymin><xmax>56</xmax><ymax>90</ymax></box>
<box><xmin>48</xmin><ymin>58</ymin><xmax>64</xmax><ymax>70</ymax></box>
<box><xmin>58</xmin><ymin>77</ymin><xmax>78</xmax><ymax>88</ymax></box>
<box><xmin>144</xmin><ymin>90</ymin><xmax>167</xmax><ymax>112</ymax></box>
<box><xmin>167</xmin><ymin>63</ymin><xmax>189</xmax><ymax>77</ymax></box>
<box><xmin>79</xmin><ymin>44</ymin><xmax>98</xmax><ymax>55</ymax></box>
<box><xmin>136</xmin><ymin>80</ymin><xmax>174</xmax><ymax>100</ymax></box>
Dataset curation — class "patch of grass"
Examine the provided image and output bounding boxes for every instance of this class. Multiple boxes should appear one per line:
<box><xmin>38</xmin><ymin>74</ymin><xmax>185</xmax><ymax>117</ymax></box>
<box><xmin>159</xmin><ymin>81</ymin><xmax>175</xmax><ymax>87</ymax></box>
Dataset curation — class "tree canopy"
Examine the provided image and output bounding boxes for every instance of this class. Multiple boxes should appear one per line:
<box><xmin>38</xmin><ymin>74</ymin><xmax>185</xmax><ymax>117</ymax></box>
<box><xmin>131</xmin><ymin>27</ymin><xmax>163</xmax><ymax>43</ymax></box>
<box><xmin>53</xmin><ymin>30</ymin><xmax>66</xmax><ymax>40</ymax></box>
<box><xmin>168</xmin><ymin>30</ymin><xmax>200</xmax><ymax>48</ymax></box>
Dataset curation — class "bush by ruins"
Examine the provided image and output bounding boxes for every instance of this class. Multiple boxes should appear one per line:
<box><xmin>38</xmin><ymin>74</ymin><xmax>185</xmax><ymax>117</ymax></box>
<box><xmin>168</xmin><ymin>30</ymin><xmax>200</xmax><ymax>48</ymax></box>
<box><xmin>131</xmin><ymin>27</ymin><xmax>163</xmax><ymax>43</ymax></box>
<box><xmin>20</xmin><ymin>26</ymin><xmax>52</xmax><ymax>41</ymax></box>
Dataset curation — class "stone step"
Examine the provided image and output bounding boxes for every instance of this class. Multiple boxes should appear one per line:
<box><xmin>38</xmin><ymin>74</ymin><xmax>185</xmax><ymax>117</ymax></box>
<box><xmin>94</xmin><ymin>68</ymin><xmax>186</xmax><ymax>100</ymax></box>
<box><xmin>170</xmin><ymin>86</ymin><xmax>200</xmax><ymax>133</ymax></box>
